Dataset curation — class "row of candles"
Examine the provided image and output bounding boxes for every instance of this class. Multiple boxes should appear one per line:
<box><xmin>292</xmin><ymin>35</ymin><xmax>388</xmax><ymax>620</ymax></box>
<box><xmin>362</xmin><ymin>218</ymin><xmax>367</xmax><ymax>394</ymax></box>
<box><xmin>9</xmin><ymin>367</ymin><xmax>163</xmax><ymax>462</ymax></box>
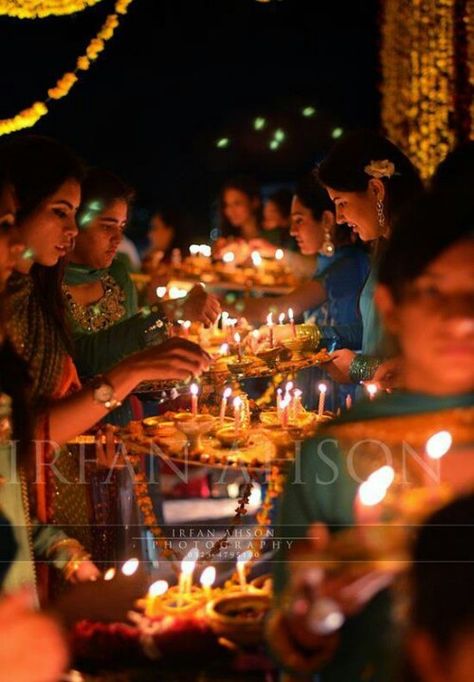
<box><xmin>189</xmin><ymin>383</ymin><xmax>249</xmax><ymax>430</ymax></box>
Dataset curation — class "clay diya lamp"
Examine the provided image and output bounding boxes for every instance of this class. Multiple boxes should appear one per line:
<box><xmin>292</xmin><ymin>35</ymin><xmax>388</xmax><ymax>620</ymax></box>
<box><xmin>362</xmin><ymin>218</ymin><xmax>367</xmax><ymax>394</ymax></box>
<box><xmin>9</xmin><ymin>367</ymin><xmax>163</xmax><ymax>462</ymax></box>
<box><xmin>215</xmin><ymin>425</ymin><xmax>250</xmax><ymax>448</ymax></box>
<box><xmin>205</xmin><ymin>593</ymin><xmax>270</xmax><ymax>647</ymax></box>
<box><xmin>281</xmin><ymin>324</ymin><xmax>321</xmax><ymax>359</ymax></box>
<box><xmin>174</xmin><ymin>413</ymin><xmax>215</xmax><ymax>455</ymax></box>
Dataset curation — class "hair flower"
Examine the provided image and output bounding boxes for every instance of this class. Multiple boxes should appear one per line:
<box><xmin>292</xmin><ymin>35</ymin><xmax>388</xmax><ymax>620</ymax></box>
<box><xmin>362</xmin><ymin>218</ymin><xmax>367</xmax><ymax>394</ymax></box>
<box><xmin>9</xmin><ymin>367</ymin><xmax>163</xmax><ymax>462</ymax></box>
<box><xmin>364</xmin><ymin>159</ymin><xmax>396</xmax><ymax>179</ymax></box>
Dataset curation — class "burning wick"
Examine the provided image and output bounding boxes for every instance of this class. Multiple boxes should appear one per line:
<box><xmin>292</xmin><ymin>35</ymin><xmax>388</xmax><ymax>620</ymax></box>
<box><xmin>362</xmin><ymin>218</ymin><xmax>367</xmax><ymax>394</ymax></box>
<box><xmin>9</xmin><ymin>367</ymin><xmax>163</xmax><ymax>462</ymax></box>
<box><xmin>275</xmin><ymin>248</ymin><xmax>284</xmax><ymax>261</ymax></box>
<box><xmin>233</xmin><ymin>396</ymin><xmax>243</xmax><ymax>431</ymax></box>
<box><xmin>234</xmin><ymin>332</ymin><xmax>242</xmax><ymax>361</ymax></box>
<box><xmin>179</xmin><ymin>548</ymin><xmax>199</xmax><ymax>598</ymax></box>
<box><xmin>267</xmin><ymin>312</ymin><xmax>274</xmax><ymax>348</ymax></box>
<box><xmin>190</xmin><ymin>383</ymin><xmax>199</xmax><ymax>416</ymax></box>
<box><xmin>223</xmin><ymin>251</ymin><xmax>235</xmax><ymax>264</ymax></box>
<box><xmin>103</xmin><ymin>568</ymin><xmax>116</xmax><ymax>581</ymax></box>
<box><xmin>220</xmin><ymin>387</ymin><xmax>232</xmax><ymax>425</ymax></box>
<box><xmin>288</xmin><ymin>307</ymin><xmax>296</xmax><ymax>338</ymax></box>
<box><xmin>236</xmin><ymin>550</ymin><xmax>253</xmax><ymax>590</ymax></box>
<box><xmin>156</xmin><ymin>286</ymin><xmax>167</xmax><ymax>299</ymax></box>
<box><xmin>425</xmin><ymin>431</ymin><xmax>452</xmax><ymax>460</ymax></box>
<box><xmin>251</xmin><ymin>250</ymin><xmax>263</xmax><ymax>267</ymax></box>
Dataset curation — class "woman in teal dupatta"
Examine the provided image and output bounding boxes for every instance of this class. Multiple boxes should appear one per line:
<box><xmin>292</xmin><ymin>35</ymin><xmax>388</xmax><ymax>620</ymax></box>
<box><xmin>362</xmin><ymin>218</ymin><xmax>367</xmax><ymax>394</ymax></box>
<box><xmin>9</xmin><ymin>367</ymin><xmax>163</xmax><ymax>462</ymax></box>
<box><xmin>267</xmin><ymin>190</ymin><xmax>474</xmax><ymax>681</ymax></box>
<box><xmin>64</xmin><ymin>168</ymin><xmax>220</xmax><ymax>425</ymax></box>
<box><xmin>316</xmin><ymin>131</ymin><xmax>424</xmax><ymax>390</ymax></box>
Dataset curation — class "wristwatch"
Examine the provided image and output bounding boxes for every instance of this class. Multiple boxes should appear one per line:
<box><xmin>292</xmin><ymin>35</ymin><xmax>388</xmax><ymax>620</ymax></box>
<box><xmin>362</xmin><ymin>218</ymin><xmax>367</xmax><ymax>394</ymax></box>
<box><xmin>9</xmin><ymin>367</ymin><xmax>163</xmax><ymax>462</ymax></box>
<box><xmin>90</xmin><ymin>375</ymin><xmax>122</xmax><ymax>411</ymax></box>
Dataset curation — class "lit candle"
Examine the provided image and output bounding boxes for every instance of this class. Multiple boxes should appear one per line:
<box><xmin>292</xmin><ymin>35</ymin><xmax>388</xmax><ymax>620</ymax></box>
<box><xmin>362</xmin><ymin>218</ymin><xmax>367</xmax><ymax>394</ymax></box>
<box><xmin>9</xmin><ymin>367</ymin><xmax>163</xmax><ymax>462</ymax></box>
<box><xmin>220</xmin><ymin>387</ymin><xmax>232</xmax><ymax>424</ymax></box>
<box><xmin>221</xmin><ymin>311</ymin><xmax>229</xmax><ymax>332</ymax></box>
<box><xmin>424</xmin><ymin>430</ymin><xmax>452</xmax><ymax>487</ymax></box>
<box><xmin>199</xmin><ymin>245</ymin><xmax>212</xmax><ymax>258</ymax></box>
<box><xmin>250</xmin><ymin>329</ymin><xmax>260</xmax><ymax>353</ymax></box>
<box><xmin>366</xmin><ymin>383</ymin><xmax>378</xmax><ymax>400</ymax></box>
<box><xmin>345</xmin><ymin>394</ymin><xmax>353</xmax><ymax>411</ymax></box>
<box><xmin>236</xmin><ymin>550</ymin><xmax>253</xmax><ymax>590</ymax></box>
<box><xmin>278</xmin><ymin>312</ymin><xmax>285</xmax><ymax>325</ymax></box>
<box><xmin>189</xmin><ymin>244</ymin><xmax>200</xmax><ymax>256</ymax></box>
<box><xmin>190</xmin><ymin>383</ymin><xmax>199</xmax><ymax>416</ymax></box>
<box><xmin>103</xmin><ymin>568</ymin><xmax>115</xmax><ymax>581</ymax></box>
<box><xmin>280</xmin><ymin>397</ymin><xmax>290</xmax><ymax>428</ymax></box>
<box><xmin>233</xmin><ymin>396</ymin><xmax>243</xmax><ymax>431</ymax></box>
<box><xmin>354</xmin><ymin>466</ymin><xmax>395</xmax><ymax>526</ymax></box>
<box><xmin>121</xmin><ymin>558</ymin><xmax>139</xmax><ymax>576</ymax></box>
<box><xmin>293</xmin><ymin>389</ymin><xmax>303</xmax><ymax>420</ymax></box>
<box><xmin>276</xmin><ymin>388</ymin><xmax>283</xmax><ymax>418</ymax></box>
<box><xmin>267</xmin><ymin>312</ymin><xmax>274</xmax><ymax>348</ymax></box>
<box><xmin>234</xmin><ymin>332</ymin><xmax>242</xmax><ymax>361</ymax></box>
<box><xmin>145</xmin><ymin>579</ymin><xmax>169</xmax><ymax>617</ymax></box>
<box><xmin>156</xmin><ymin>286</ymin><xmax>167</xmax><ymax>299</ymax></box>
<box><xmin>200</xmin><ymin>566</ymin><xmax>216</xmax><ymax>600</ymax></box>
<box><xmin>179</xmin><ymin>548</ymin><xmax>199</xmax><ymax>596</ymax></box>
<box><xmin>182</xmin><ymin>320</ymin><xmax>191</xmax><ymax>338</ymax></box>
<box><xmin>275</xmin><ymin>248</ymin><xmax>284</xmax><ymax>261</ymax></box>
<box><xmin>223</xmin><ymin>251</ymin><xmax>235</xmax><ymax>264</ymax></box>
<box><xmin>219</xmin><ymin>342</ymin><xmax>229</xmax><ymax>356</ymax></box>
<box><xmin>288</xmin><ymin>308</ymin><xmax>297</xmax><ymax>338</ymax></box>
<box><xmin>251</xmin><ymin>250</ymin><xmax>263</xmax><ymax>267</ymax></box>
<box><xmin>317</xmin><ymin>383</ymin><xmax>327</xmax><ymax>418</ymax></box>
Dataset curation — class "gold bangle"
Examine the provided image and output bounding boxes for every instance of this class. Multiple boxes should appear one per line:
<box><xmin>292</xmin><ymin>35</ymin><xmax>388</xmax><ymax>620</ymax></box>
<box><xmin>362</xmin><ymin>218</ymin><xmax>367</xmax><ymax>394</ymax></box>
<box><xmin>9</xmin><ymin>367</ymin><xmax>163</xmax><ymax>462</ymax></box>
<box><xmin>46</xmin><ymin>537</ymin><xmax>84</xmax><ymax>559</ymax></box>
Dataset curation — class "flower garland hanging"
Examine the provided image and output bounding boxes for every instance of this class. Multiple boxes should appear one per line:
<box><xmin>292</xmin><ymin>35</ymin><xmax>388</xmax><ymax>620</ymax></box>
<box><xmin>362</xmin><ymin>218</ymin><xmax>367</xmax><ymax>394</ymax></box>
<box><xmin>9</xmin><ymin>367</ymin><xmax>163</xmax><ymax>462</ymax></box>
<box><xmin>0</xmin><ymin>0</ymin><xmax>134</xmax><ymax>136</ymax></box>
<box><xmin>0</xmin><ymin>0</ymin><xmax>105</xmax><ymax>19</ymax></box>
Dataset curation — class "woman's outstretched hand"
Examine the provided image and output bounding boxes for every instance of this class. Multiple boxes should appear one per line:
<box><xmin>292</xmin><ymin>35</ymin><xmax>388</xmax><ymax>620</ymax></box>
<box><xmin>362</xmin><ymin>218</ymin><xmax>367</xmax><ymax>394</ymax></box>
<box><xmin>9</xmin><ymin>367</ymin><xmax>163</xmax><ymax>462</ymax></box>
<box><xmin>128</xmin><ymin>337</ymin><xmax>211</xmax><ymax>382</ymax></box>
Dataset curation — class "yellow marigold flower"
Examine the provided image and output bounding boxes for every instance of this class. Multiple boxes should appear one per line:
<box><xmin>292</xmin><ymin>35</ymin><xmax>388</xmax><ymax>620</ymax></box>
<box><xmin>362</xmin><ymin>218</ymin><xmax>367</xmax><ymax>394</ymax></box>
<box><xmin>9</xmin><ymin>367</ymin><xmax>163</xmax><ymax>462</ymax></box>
<box><xmin>115</xmin><ymin>0</ymin><xmax>132</xmax><ymax>15</ymax></box>
<box><xmin>77</xmin><ymin>55</ymin><xmax>90</xmax><ymax>71</ymax></box>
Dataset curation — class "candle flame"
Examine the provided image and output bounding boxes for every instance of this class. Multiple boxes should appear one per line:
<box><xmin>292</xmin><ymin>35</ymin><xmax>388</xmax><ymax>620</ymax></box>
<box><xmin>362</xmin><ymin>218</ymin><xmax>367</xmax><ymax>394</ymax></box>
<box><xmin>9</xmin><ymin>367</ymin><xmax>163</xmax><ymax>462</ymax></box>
<box><xmin>275</xmin><ymin>248</ymin><xmax>284</xmax><ymax>261</ymax></box>
<box><xmin>219</xmin><ymin>343</ymin><xmax>229</xmax><ymax>356</ymax></box>
<box><xmin>426</xmin><ymin>431</ymin><xmax>452</xmax><ymax>460</ymax></box>
<box><xmin>148</xmin><ymin>580</ymin><xmax>169</xmax><ymax>597</ymax></box>
<box><xmin>156</xmin><ymin>286</ymin><xmax>167</xmax><ymax>299</ymax></box>
<box><xmin>251</xmin><ymin>330</ymin><xmax>260</xmax><ymax>339</ymax></box>
<box><xmin>278</xmin><ymin>313</ymin><xmax>285</xmax><ymax>325</ymax></box>
<box><xmin>366</xmin><ymin>383</ymin><xmax>378</xmax><ymax>397</ymax></box>
<box><xmin>234</xmin><ymin>332</ymin><xmax>241</xmax><ymax>343</ymax></box>
<box><xmin>285</xmin><ymin>381</ymin><xmax>294</xmax><ymax>393</ymax></box>
<box><xmin>266</xmin><ymin>312</ymin><xmax>273</xmax><ymax>326</ymax></box>
<box><xmin>221</xmin><ymin>311</ymin><xmax>229</xmax><ymax>322</ymax></box>
<box><xmin>190</xmin><ymin>383</ymin><xmax>199</xmax><ymax>396</ymax></box>
<box><xmin>233</xmin><ymin>396</ymin><xmax>242</xmax><ymax>409</ymax></box>
<box><xmin>318</xmin><ymin>383</ymin><xmax>327</xmax><ymax>394</ymax></box>
<box><xmin>251</xmin><ymin>250</ymin><xmax>263</xmax><ymax>266</ymax></box>
<box><xmin>294</xmin><ymin>389</ymin><xmax>302</xmax><ymax>398</ymax></box>
<box><xmin>200</xmin><ymin>566</ymin><xmax>216</xmax><ymax>589</ymax></box>
<box><xmin>288</xmin><ymin>307</ymin><xmax>294</xmax><ymax>321</ymax></box>
<box><xmin>189</xmin><ymin>244</ymin><xmax>200</xmax><ymax>255</ymax></box>
<box><xmin>223</xmin><ymin>251</ymin><xmax>235</xmax><ymax>263</ymax></box>
<box><xmin>121</xmin><ymin>558</ymin><xmax>139</xmax><ymax>576</ymax></box>
<box><xmin>103</xmin><ymin>568</ymin><xmax>115</xmax><ymax>581</ymax></box>
<box><xmin>223</xmin><ymin>387</ymin><xmax>232</xmax><ymax>399</ymax></box>
<box><xmin>199</xmin><ymin>245</ymin><xmax>212</xmax><ymax>257</ymax></box>
<box><xmin>358</xmin><ymin>465</ymin><xmax>395</xmax><ymax>506</ymax></box>
<box><xmin>182</xmin><ymin>320</ymin><xmax>192</xmax><ymax>330</ymax></box>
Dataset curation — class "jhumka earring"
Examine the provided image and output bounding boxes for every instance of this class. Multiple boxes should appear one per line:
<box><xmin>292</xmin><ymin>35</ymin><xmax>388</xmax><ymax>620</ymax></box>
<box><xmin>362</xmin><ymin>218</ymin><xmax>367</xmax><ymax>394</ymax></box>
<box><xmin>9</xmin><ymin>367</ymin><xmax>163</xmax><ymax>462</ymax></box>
<box><xmin>376</xmin><ymin>199</ymin><xmax>385</xmax><ymax>229</ymax></box>
<box><xmin>321</xmin><ymin>227</ymin><xmax>335</xmax><ymax>257</ymax></box>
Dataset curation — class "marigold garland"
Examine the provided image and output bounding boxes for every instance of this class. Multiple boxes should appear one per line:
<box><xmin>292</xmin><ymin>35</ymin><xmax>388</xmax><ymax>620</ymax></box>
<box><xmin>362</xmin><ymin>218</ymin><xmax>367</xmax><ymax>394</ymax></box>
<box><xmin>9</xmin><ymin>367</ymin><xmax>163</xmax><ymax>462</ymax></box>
<box><xmin>0</xmin><ymin>0</ymin><xmax>105</xmax><ymax>18</ymax></box>
<box><xmin>380</xmin><ymin>0</ymin><xmax>474</xmax><ymax>180</ymax></box>
<box><xmin>0</xmin><ymin>0</ymin><xmax>134</xmax><ymax>136</ymax></box>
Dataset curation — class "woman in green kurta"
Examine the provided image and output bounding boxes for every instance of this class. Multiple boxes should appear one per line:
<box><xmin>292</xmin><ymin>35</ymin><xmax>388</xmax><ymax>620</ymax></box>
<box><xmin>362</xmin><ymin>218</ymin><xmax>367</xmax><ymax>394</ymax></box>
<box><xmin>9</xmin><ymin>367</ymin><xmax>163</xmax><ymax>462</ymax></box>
<box><xmin>316</xmin><ymin>131</ymin><xmax>424</xmax><ymax>388</ymax></box>
<box><xmin>64</xmin><ymin>168</ymin><xmax>221</xmax><ymax>425</ymax></box>
<box><xmin>268</xmin><ymin>190</ymin><xmax>474</xmax><ymax>680</ymax></box>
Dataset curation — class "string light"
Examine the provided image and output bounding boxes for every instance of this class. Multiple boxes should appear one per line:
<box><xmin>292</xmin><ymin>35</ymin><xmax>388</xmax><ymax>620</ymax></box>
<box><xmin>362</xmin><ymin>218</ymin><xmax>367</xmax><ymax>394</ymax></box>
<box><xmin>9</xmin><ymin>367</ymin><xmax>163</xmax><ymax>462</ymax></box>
<box><xmin>331</xmin><ymin>127</ymin><xmax>343</xmax><ymax>139</ymax></box>
<box><xmin>302</xmin><ymin>106</ymin><xmax>316</xmax><ymax>117</ymax></box>
<box><xmin>216</xmin><ymin>137</ymin><xmax>230</xmax><ymax>148</ymax></box>
<box><xmin>0</xmin><ymin>0</ymin><xmax>134</xmax><ymax>136</ymax></box>
<box><xmin>254</xmin><ymin>116</ymin><xmax>266</xmax><ymax>130</ymax></box>
<box><xmin>379</xmin><ymin>0</ymin><xmax>474</xmax><ymax>179</ymax></box>
<box><xmin>0</xmin><ymin>0</ymin><xmax>104</xmax><ymax>18</ymax></box>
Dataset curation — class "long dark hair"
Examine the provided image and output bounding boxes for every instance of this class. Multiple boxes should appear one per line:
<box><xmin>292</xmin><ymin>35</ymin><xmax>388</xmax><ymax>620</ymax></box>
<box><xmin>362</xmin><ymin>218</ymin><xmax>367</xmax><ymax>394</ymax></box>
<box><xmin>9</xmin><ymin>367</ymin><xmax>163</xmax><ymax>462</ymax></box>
<box><xmin>0</xmin><ymin>135</ymin><xmax>85</xmax><ymax>352</ymax></box>
<box><xmin>218</xmin><ymin>175</ymin><xmax>262</xmax><ymax>237</ymax></box>
<box><xmin>0</xmin><ymin>167</ymin><xmax>33</xmax><ymax>464</ymax></box>
<box><xmin>294</xmin><ymin>175</ymin><xmax>353</xmax><ymax>246</ymax></box>
<box><xmin>77</xmin><ymin>167</ymin><xmax>135</xmax><ymax>226</ymax></box>
<box><xmin>317</xmin><ymin>130</ymin><xmax>424</xmax><ymax>229</ymax></box>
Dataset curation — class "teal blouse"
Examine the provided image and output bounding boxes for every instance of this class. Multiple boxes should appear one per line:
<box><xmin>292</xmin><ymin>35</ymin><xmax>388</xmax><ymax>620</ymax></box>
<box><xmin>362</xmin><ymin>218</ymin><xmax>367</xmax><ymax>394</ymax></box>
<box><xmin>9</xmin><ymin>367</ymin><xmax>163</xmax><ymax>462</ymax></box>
<box><xmin>64</xmin><ymin>259</ymin><xmax>167</xmax><ymax>425</ymax></box>
<box><xmin>273</xmin><ymin>390</ymin><xmax>474</xmax><ymax>681</ymax></box>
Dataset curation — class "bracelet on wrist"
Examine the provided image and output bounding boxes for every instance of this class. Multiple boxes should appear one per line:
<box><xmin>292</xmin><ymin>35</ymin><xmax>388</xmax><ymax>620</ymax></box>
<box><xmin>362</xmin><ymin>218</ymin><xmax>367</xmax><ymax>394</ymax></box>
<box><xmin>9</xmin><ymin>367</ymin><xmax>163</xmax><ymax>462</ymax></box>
<box><xmin>349</xmin><ymin>354</ymin><xmax>383</xmax><ymax>384</ymax></box>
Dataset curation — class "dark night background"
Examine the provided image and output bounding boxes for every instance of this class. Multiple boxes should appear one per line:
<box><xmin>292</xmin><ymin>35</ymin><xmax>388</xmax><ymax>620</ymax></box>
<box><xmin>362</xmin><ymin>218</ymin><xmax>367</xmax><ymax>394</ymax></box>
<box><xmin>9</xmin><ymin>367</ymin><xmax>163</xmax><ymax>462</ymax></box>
<box><xmin>0</xmin><ymin>0</ymin><xmax>380</xmax><ymax>242</ymax></box>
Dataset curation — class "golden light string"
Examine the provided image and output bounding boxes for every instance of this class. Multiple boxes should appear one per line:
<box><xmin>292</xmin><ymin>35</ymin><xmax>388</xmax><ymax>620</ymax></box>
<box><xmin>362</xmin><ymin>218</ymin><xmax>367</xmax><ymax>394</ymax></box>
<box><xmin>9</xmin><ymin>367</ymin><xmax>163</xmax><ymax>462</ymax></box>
<box><xmin>0</xmin><ymin>0</ymin><xmax>105</xmax><ymax>19</ymax></box>
<box><xmin>381</xmin><ymin>0</ymin><xmax>457</xmax><ymax>180</ymax></box>
<box><xmin>0</xmin><ymin>0</ymin><xmax>134</xmax><ymax>135</ymax></box>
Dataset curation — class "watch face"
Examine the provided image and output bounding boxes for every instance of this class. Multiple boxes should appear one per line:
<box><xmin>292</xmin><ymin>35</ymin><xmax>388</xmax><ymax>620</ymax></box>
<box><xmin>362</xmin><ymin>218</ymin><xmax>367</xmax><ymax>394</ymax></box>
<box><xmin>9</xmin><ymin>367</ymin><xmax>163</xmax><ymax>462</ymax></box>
<box><xmin>95</xmin><ymin>383</ymin><xmax>114</xmax><ymax>402</ymax></box>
